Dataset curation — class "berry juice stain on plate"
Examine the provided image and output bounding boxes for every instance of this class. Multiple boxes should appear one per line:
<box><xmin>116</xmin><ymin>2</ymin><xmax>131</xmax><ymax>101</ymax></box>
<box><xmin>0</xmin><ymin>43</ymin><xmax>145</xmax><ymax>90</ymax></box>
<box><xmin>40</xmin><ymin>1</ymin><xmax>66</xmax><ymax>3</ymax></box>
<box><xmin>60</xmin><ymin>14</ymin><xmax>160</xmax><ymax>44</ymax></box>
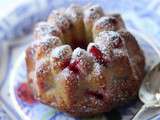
<box><xmin>16</xmin><ymin>82</ymin><xmax>37</xmax><ymax>104</ymax></box>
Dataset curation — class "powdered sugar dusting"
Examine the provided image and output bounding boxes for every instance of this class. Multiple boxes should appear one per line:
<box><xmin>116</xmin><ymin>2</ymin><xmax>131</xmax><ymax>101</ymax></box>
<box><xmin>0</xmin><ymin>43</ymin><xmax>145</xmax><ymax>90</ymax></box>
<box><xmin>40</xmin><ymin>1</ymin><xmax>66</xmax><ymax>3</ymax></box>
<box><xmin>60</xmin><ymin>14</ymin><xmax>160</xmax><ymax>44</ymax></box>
<box><xmin>87</xmin><ymin>42</ymin><xmax>112</xmax><ymax>66</ymax></box>
<box><xmin>45</xmin><ymin>36</ymin><xmax>62</xmax><ymax>46</ymax></box>
<box><xmin>72</xmin><ymin>48</ymin><xmax>85</xmax><ymax>58</ymax></box>
<box><xmin>40</xmin><ymin>36</ymin><xmax>62</xmax><ymax>48</ymax></box>
<box><xmin>48</xmin><ymin>10</ymin><xmax>71</xmax><ymax>32</ymax></box>
<box><xmin>94</xmin><ymin>31</ymin><xmax>123</xmax><ymax>49</ymax></box>
<box><xmin>62</xmin><ymin>67</ymin><xmax>74</xmax><ymax>79</ymax></box>
<box><xmin>51</xmin><ymin>45</ymin><xmax>72</xmax><ymax>60</ymax></box>
<box><xmin>35</xmin><ymin>36</ymin><xmax>62</xmax><ymax>60</ymax></box>
<box><xmin>34</xmin><ymin>22</ymin><xmax>63</xmax><ymax>40</ymax></box>
<box><xmin>71</xmin><ymin>48</ymin><xmax>94</xmax><ymax>75</ymax></box>
<box><xmin>84</xmin><ymin>5</ymin><xmax>104</xmax><ymax>22</ymax></box>
<box><xmin>35</xmin><ymin>58</ymin><xmax>50</xmax><ymax>75</ymax></box>
<box><xmin>113</xmin><ymin>48</ymin><xmax>127</xmax><ymax>57</ymax></box>
<box><xmin>94</xmin><ymin>16</ymin><xmax>116</xmax><ymax>30</ymax></box>
<box><xmin>93</xmin><ymin>62</ymin><xmax>105</xmax><ymax>77</ymax></box>
<box><xmin>65</xmin><ymin>4</ymin><xmax>83</xmax><ymax>22</ymax></box>
<box><xmin>95</xmin><ymin>30</ymin><xmax>119</xmax><ymax>42</ymax></box>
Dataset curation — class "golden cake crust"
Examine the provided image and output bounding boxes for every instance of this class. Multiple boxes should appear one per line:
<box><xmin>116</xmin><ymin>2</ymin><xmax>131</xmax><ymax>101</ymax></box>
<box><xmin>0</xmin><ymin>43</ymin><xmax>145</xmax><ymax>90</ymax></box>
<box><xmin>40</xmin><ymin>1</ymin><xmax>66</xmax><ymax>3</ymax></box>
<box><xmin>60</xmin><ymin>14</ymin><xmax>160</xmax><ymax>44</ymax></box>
<box><xmin>25</xmin><ymin>4</ymin><xmax>145</xmax><ymax>117</ymax></box>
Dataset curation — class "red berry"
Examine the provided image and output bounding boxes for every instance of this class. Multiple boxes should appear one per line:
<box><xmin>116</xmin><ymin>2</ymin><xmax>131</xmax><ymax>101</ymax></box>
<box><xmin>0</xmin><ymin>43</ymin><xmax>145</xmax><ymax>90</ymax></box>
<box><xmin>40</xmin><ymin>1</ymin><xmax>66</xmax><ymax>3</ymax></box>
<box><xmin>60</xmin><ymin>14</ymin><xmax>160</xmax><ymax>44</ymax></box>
<box><xmin>90</xmin><ymin>46</ymin><xmax>103</xmax><ymax>60</ymax></box>
<box><xmin>60</xmin><ymin>59</ymin><xmax>70</xmax><ymax>69</ymax></box>
<box><xmin>90</xmin><ymin>46</ymin><xmax>111</xmax><ymax>65</ymax></box>
<box><xmin>68</xmin><ymin>60</ymin><xmax>80</xmax><ymax>73</ymax></box>
<box><xmin>16</xmin><ymin>83</ymin><xmax>37</xmax><ymax>104</ymax></box>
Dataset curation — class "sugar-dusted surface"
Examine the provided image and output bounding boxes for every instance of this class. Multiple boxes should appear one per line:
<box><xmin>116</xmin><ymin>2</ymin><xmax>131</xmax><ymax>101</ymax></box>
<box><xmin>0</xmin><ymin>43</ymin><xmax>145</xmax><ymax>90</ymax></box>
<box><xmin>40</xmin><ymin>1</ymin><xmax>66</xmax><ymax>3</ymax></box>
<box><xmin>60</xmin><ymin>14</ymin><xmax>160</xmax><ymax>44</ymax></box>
<box><xmin>33</xmin><ymin>22</ymin><xmax>63</xmax><ymax>40</ymax></box>
<box><xmin>83</xmin><ymin>4</ymin><xmax>105</xmax><ymax>42</ymax></box>
<box><xmin>71</xmin><ymin>48</ymin><xmax>94</xmax><ymax>75</ymax></box>
<box><xmin>51</xmin><ymin>45</ymin><xmax>72</xmax><ymax>60</ymax></box>
<box><xmin>24</xmin><ymin>4</ymin><xmax>146</xmax><ymax>118</ymax></box>
<box><xmin>83</xmin><ymin>5</ymin><xmax>104</xmax><ymax>24</ymax></box>
<box><xmin>65</xmin><ymin>4</ymin><xmax>83</xmax><ymax>23</ymax></box>
<box><xmin>48</xmin><ymin>10</ymin><xmax>71</xmax><ymax>33</ymax></box>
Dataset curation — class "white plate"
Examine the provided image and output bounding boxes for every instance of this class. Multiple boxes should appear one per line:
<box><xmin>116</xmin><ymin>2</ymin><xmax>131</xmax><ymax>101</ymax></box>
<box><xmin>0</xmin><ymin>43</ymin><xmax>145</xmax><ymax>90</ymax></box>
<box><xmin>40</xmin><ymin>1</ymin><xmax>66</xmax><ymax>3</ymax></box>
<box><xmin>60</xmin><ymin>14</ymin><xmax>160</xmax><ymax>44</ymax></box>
<box><xmin>9</xmin><ymin>29</ymin><xmax>160</xmax><ymax>120</ymax></box>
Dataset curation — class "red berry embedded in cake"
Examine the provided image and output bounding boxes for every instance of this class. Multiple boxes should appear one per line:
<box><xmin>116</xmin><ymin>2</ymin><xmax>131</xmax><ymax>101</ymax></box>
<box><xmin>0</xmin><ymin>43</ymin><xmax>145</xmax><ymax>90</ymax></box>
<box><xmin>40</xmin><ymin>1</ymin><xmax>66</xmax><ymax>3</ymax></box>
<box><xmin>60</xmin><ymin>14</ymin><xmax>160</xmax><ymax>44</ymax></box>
<box><xmin>89</xmin><ymin>45</ymin><xmax>103</xmax><ymax>60</ymax></box>
<box><xmin>68</xmin><ymin>60</ymin><xmax>80</xmax><ymax>73</ymax></box>
<box><xmin>71</xmin><ymin>48</ymin><xmax>94</xmax><ymax>75</ymax></box>
<box><xmin>88</xmin><ymin>44</ymin><xmax>111</xmax><ymax>65</ymax></box>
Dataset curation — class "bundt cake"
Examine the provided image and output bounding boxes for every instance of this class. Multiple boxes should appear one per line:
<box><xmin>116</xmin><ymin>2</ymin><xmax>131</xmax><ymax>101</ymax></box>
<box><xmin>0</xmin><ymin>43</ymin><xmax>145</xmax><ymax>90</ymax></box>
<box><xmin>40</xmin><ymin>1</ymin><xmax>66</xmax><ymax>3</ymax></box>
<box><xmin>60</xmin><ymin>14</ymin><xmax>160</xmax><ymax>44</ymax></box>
<box><xmin>25</xmin><ymin>4</ymin><xmax>145</xmax><ymax>117</ymax></box>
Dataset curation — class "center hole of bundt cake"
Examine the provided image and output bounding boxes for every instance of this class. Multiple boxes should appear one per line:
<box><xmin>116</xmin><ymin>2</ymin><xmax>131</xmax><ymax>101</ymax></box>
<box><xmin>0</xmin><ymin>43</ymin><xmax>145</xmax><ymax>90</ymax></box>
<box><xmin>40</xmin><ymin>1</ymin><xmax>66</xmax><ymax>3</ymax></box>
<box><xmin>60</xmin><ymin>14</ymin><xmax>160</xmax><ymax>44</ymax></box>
<box><xmin>69</xmin><ymin>37</ymin><xmax>89</xmax><ymax>50</ymax></box>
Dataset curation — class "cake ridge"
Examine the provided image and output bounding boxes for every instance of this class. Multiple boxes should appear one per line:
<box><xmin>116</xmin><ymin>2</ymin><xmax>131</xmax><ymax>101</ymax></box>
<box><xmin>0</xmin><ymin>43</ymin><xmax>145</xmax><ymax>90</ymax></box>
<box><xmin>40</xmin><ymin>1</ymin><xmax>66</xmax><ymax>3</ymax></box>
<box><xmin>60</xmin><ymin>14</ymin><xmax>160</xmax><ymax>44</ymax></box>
<box><xmin>25</xmin><ymin>4</ymin><xmax>145</xmax><ymax>117</ymax></box>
